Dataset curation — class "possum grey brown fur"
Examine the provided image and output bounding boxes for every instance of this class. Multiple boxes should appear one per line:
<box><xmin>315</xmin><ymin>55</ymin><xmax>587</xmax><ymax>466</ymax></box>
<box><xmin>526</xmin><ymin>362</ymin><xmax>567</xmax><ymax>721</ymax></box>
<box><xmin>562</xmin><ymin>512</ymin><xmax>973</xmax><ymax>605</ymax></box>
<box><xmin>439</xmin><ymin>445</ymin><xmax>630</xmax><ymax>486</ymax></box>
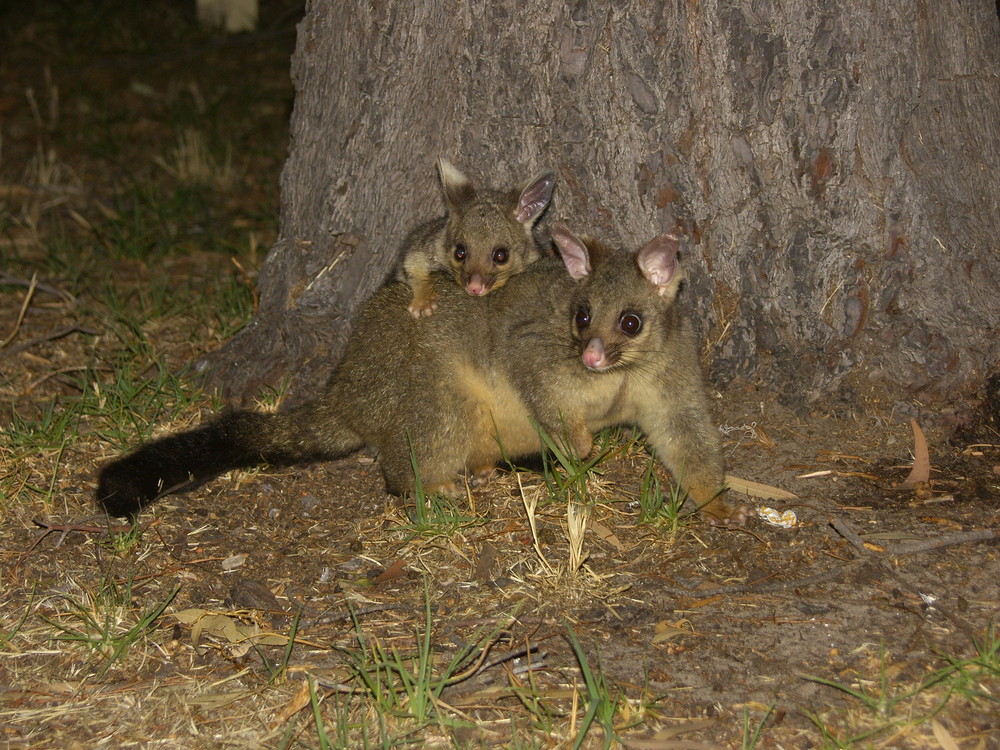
<box><xmin>396</xmin><ymin>159</ymin><xmax>555</xmax><ymax>317</ymax></box>
<box><xmin>97</xmin><ymin>225</ymin><xmax>743</xmax><ymax>525</ymax></box>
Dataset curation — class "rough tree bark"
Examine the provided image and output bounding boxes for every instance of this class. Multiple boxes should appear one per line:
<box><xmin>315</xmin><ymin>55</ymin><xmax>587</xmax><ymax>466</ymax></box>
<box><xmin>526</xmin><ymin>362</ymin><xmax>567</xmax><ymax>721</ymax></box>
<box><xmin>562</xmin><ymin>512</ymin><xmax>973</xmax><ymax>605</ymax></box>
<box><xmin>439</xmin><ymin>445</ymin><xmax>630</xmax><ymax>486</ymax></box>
<box><xmin>201</xmin><ymin>0</ymin><xmax>1000</xmax><ymax>411</ymax></box>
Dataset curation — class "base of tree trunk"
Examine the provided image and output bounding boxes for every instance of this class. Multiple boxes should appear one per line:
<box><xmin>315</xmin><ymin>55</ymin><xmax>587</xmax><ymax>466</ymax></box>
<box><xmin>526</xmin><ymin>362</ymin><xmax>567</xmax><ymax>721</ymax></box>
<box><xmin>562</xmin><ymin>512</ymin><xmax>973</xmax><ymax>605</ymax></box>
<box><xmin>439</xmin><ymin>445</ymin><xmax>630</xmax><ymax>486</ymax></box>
<box><xmin>199</xmin><ymin>0</ymin><xmax>1000</xmax><ymax>413</ymax></box>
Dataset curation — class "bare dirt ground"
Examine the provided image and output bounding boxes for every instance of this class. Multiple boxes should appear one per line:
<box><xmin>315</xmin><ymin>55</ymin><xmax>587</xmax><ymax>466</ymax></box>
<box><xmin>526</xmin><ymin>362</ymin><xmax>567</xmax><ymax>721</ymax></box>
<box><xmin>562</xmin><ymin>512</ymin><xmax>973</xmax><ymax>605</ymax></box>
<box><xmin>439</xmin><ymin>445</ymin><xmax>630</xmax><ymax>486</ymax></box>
<box><xmin>1</xmin><ymin>3</ymin><xmax>998</xmax><ymax>748</ymax></box>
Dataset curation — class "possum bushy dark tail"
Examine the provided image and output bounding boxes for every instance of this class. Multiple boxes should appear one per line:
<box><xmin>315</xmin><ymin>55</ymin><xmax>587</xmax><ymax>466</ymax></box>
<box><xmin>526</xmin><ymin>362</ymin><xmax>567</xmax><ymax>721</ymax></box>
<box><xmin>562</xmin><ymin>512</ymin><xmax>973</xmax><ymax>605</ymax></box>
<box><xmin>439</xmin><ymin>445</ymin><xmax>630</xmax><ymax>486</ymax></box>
<box><xmin>96</xmin><ymin>406</ymin><xmax>363</xmax><ymax>517</ymax></box>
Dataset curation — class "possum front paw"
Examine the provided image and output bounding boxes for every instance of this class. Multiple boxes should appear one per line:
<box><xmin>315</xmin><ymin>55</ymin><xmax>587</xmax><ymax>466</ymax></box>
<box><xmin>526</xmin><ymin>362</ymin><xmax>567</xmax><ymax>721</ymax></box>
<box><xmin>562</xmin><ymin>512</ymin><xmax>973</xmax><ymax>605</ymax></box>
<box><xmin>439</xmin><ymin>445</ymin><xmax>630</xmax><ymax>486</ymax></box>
<box><xmin>699</xmin><ymin>495</ymin><xmax>749</xmax><ymax>527</ymax></box>
<box><xmin>469</xmin><ymin>465</ymin><xmax>497</xmax><ymax>487</ymax></box>
<box><xmin>408</xmin><ymin>291</ymin><xmax>438</xmax><ymax>318</ymax></box>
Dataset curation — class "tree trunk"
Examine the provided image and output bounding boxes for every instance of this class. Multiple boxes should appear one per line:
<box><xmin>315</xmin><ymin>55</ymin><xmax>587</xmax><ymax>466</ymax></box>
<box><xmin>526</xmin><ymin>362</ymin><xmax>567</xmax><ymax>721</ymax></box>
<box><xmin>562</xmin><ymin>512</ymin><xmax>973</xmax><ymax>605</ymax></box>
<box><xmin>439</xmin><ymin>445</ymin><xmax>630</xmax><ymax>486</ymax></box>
<box><xmin>201</xmin><ymin>0</ymin><xmax>1000</xmax><ymax>411</ymax></box>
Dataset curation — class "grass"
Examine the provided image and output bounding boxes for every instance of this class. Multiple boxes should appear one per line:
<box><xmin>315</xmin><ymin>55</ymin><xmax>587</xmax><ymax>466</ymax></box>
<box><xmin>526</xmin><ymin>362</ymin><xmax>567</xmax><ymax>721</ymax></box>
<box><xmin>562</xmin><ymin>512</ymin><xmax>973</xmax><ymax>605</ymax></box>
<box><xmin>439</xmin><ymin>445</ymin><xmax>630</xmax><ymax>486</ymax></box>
<box><xmin>314</xmin><ymin>585</ymin><xmax>498</xmax><ymax>745</ymax></box>
<box><xmin>803</xmin><ymin>631</ymin><xmax>999</xmax><ymax>747</ymax></box>
<box><xmin>400</xmin><ymin>434</ymin><xmax>485</xmax><ymax>538</ymax></box>
<box><xmin>260</xmin><ymin>607</ymin><xmax>303</xmax><ymax>685</ymax></box>
<box><xmin>535</xmin><ymin>421</ymin><xmax>611</xmax><ymax>510</ymax></box>
<box><xmin>741</xmin><ymin>703</ymin><xmax>776</xmax><ymax>750</ymax></box>
<box><xmin>2</xmin><ymin>3</ymin><xmax>997</xmax><ymax>749</ymax></box>
<box><xmin>0</xmin><ymin>588</ymin><xmax>36</xmax><ymax>652</ymax></box>
<box><xmin>529</xmin><ymin>422</ymin><xmax>615</xmax><ymax>577</ymax></box>
<box><xmin>41</xmin><ymin>579</ymin><xmax>179</xmax><ymax>678</ymax></box>
<box><xmin>637</xmin><ymin>455</ymin><xmax>689</xmax><ymax>530</ymax></box>
<box><xmin>564</xmin><ymin>623</ymin><xmax>619</xmax><ymax>749</ymax></box>
<box><xmin>1</xmin><ymin>31</ymin><xmax>261</xmax><ymax>506</ymax></box>
<box><xmin>1</xmin><ymin>333</ymin><xmax>219</xmax><ymax>508</ymax></box>
<box><xmin>292</xmin><ymin>586</ymin><xmax>645</xmax><ymax>749</ymax></box>
<box><xmin>343</xmin><ymin>582</ymin><xmax>459</xmax><ymax>728</ymax></box>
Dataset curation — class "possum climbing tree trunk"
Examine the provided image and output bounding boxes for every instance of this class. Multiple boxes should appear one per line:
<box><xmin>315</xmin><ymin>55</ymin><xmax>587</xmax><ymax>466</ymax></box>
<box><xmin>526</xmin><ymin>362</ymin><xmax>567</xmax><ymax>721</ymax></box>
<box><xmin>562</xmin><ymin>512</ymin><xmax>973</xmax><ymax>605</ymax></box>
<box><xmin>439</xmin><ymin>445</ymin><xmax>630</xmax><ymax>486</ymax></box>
<box><xmin>202</xmin><ymin>0</ymin><xmax>1000</xmax><ymax>411</ymax></box>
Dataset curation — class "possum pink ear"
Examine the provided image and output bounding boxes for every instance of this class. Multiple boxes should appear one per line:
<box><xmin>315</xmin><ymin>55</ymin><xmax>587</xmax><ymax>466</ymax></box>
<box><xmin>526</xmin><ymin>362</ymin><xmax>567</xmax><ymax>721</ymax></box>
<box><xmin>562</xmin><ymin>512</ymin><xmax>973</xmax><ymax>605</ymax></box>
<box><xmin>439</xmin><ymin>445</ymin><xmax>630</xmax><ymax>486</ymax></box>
<box><xmin>551</xmin><ymin>223</ymin><xmax>591</xmax><ymax>280</ymax></box>
<box><xmin>437</xmin><ymin>158</ymin><xmax>475</xmax><ymax>210</ymax></box>
<box><xmin>514</xmin><ymin>171</ymin><xmax>556</xmax><ymax>224</ymax></box>
<box><xmin>637</xmin><ymin>233</ymin><xmax>684</xmax><ymax>298</ymax></box>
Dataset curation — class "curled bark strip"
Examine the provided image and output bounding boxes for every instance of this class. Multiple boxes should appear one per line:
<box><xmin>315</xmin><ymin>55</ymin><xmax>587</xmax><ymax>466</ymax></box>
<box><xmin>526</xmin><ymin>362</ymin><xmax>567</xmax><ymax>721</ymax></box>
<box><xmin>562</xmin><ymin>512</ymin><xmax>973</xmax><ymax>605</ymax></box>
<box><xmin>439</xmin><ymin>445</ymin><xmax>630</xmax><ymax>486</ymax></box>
<box><xmin>898</xmin><ymin>418</ymin><xmax>931</xmax><ymax>489</ymax></box>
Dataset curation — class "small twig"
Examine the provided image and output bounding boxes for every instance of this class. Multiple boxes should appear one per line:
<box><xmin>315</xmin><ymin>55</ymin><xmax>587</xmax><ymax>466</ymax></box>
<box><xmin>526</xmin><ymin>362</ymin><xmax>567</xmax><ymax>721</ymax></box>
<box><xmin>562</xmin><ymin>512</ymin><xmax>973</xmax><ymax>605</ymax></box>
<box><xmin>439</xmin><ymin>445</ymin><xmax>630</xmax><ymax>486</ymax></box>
<box><xmin>876</xmin><ymin>557</ymin><xmax>981</xmax><ymax>645</ymax></box>
<box><xmin>480</xmin><ymin>644</ymin><xmax>545</xmax><ymax>675</ymax></box>
<box><xmin>1</xmin><ymin>272</ymin><xmax>38</xmax><ymax>348</ymax></box>
<box><xmin>305</xmin><ymin>603</ymin><xmax>407</xmax><ymax>628</ymax></box>
<box><xmin>654</xmin><ymin>518</ymin><xmax>998</xmax><ymax>600</ymax></box>
<box><xmin>830</xmin><ymin>515</ymin><xmax>869</xmax><ymax>555</ymax></box>
<box><xmin>11</xmin><ymin>518</ymin><xmax>137</xmax><ymax>577</ymax></box>
<box><xmin>314</xmin><ymin>634</ymin><xmax>541</xmax><ymax>694</ymax></box>
<box><xmin>230</xmin><ymin>255</ymin><xmax>259</xmax><ymax>314</ymax></box>
<box><xmin>0</xmin><ymin>324</ymin><xmax>100</xmax><ymax>362</ymax></box>
<box><xmin>885</xmin><ymin>528</ymin><xmax>999</xmax><ymax>556</ymax></box>
<box><xmin>0</xmin><ymin>271</ymin><xmax>74</xmax><ymax>302</ymax></box>
<box><xmin>656</xmin><ymin>566</ymin><xmax>852</xmax><ymax>598</ymax></box>
<box><xmin>830</xmin><ymin>515</ymin><xmax>999</xmax><ymax>558</ymax></box>
<box><xmin>828</xmin><ymin>514</ymin><xmax>986</xmax><ymax>645</ymax></box>
<box><xmin>26</xmin><ymin>364</ymin><xmax>108</xmax><ymax>394</ymax></box>
<box><xmin>118</xmin><ymin>557</ymin><xmax>230</xmax><ymax>588</ymax></box>
<box><xmin>31</xmin><ymin>517</ymin><xmax>126</xmax><ymax>543</ymax></box>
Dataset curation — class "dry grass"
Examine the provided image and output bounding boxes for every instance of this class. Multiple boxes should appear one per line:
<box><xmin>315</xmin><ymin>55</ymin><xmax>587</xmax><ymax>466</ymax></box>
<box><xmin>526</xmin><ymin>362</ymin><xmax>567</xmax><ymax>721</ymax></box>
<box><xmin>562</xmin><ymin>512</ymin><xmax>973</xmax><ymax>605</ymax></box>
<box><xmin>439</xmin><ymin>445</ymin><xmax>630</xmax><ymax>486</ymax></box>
<box><xmin>2</xmin><ymin>3</ymin><xmax>998</xmax><ymax>748</ymax></box>
<box><xmin>153</xmin><ymin>128</ymin><xmax>238</xmax><ymax>190</ymax></box>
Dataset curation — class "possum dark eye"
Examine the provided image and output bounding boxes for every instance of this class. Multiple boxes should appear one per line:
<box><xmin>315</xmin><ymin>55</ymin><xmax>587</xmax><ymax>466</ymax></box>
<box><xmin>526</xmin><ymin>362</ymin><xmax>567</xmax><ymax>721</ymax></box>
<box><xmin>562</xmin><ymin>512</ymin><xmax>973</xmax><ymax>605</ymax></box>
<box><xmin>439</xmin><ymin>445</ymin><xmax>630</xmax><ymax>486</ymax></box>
<box><xmin>619</xmin><ymin>312</ymin><xmax>643</xmax><ymax>336</ymax></box>
<box><xmin>492</xmin><ymin>246</ymin><xmax>509</xmax><ymax>264</ymax></box>
<box><xmin>574</xmin><ymin>307</ymin><xmax>591</xmax><ymax>330</ymax></box>
<box><xmin>454</xmin><ymin>243</ymin><xmax>467</xmax><ymax>261</ymax></box>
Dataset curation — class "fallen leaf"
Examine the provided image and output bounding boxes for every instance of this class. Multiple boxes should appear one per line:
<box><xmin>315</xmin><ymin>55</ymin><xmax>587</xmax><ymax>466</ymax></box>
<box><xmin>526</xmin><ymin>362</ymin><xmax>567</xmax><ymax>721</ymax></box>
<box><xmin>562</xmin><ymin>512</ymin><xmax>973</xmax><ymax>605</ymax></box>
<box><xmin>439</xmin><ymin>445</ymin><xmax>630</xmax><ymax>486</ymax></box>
<box><xmin>652</xmin><ymin>619</ymin><xmax>694</xmax><ymax>644</ymax></box>
<box><xmin>898</xmin><ymin>418</ymin><xmax>930</xmax><ymax>488</ymax></box>
<box><xmin>725</xmin><ymin>475</ymin><xmax>798</xmax><ymax>500</ymax></box>
<box><xmin>474</xmin><ymin>542</ymin><xmax>497</xmax><ymax>582</ymax></box>
<box><xmin>172</xmin><ymin>608</ymin><xmax>209</xmax><ymax>624</ymax></box>
<box><xmin>590</xmin><ymin>520</ymin><xmax>625</xmax><ymax>552</ymax></box>
<box><xmin>372</xmin><ymin>558</ymin><xmax>408</xmax><ymax>586</ymax></box>
<box><xmin>271</xmin><ymin>679</ymin><xmax>313</xmax><ymax>728</ymax></box>
<box><xmin>625</xmin><ymin>719</ymin><xmax>718</xmax><ymax>749</ymax></box>
<box><xmin>222</xmin><ymin>554</ymin><xmax>248</xmax><ymax>571</ymax></box>
<box><xmin>172</xmin><ymin>608</ymin><xmax>290</xmax><ymax>652</ymax></box>
<box><xmin>688</xmin><ymin>594</ymin><xmax>723</xmax><ymax>609</ymax></box>
<box><xmin>931</xmin><ymin>718</ymin><xmax>960</xmax><ymax>750</ymax></box>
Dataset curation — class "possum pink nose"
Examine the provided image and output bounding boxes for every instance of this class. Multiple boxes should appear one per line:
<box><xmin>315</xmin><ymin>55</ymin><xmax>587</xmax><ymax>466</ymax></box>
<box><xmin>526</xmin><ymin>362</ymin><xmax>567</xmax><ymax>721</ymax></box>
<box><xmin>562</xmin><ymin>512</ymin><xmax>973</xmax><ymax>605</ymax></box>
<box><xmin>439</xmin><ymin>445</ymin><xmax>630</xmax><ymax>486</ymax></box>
<box><xmin>582</xmin><ymin>338</ymin><xmax>608</xmax><ymax>370</ymax></box>
<box><xmin>465</xmin><ymin>274</ymin><xmax>486</xmax><ymax>296</ymax></box>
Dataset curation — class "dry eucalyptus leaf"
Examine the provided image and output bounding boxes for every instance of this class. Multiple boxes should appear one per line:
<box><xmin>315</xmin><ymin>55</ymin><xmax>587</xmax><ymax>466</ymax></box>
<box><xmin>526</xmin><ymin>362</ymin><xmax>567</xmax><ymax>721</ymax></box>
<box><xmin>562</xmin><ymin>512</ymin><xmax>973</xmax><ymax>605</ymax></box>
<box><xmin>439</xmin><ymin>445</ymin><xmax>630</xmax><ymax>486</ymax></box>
<box><xmin>271</xmin><ymin>679</ymin><xmax>313</xmax><ymax>728</ymax></box>
<box><xmin>222</xmin><ymin>553</ymin><xmax>248</xmax><ymax>571</ymax></box>
<box><xmin>590</xmin><ymin>520</ymin><xmax>625</xmax><ymax>552</ymax></box>
<box><xmin>172</xmin><ymin>608</ymin><xmax>289</xmax><ymax>650</ymax></box>
<box><xmin>725</xmin><ymin>474</ymin><xmax>798</xmax><ymax>500</ymax></box>
<box><xmin>652</xmin><ymin>619</ymin><xmax>694</xmax><ymax>644</ymax></box>
<box><xmin>931</xmin><ymin>718</ymin><xmax>960</xmax><ymax>750</ymax></box>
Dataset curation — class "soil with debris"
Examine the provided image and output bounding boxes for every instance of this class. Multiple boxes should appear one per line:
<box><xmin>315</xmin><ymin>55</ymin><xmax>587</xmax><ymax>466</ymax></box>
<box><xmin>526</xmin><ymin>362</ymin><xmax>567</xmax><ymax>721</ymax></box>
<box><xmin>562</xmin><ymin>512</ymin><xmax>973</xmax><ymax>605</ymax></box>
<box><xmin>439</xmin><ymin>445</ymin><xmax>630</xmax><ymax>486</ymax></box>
<box><xmin>1</xmin><ymin>3</ymin><xmax>997</xmax><ymax>748</ymax></box>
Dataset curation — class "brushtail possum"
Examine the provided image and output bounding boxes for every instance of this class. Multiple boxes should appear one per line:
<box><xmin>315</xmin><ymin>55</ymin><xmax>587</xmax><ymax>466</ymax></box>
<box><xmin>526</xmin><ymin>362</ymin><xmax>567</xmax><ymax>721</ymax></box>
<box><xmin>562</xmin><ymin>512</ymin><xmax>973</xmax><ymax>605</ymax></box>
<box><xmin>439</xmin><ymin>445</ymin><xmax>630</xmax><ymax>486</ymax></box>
<box><xmin>523</xmin><ymin>224</ymin><xmax>744</xmax><ymax>524</ymax></box>
<box><xmin>397</xmin><ymin>159</ymin><xmax>555</xmax><ymax>317</ymax></box>
<box><xmin>97</xmin><ymin>225</ymin><xmax>743</xmax><ymax>525</ymax></box>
